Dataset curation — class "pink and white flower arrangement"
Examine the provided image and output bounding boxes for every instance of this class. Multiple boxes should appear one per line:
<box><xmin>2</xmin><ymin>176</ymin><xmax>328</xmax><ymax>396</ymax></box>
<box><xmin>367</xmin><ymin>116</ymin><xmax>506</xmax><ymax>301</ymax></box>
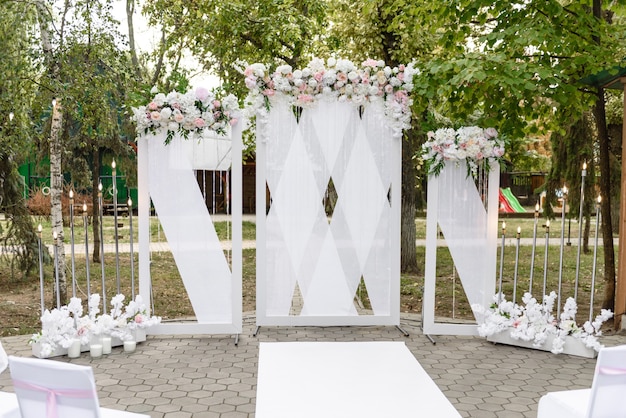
<box><xmin>422</xmin><ymin>126</ymin><xmax>505</xmax><ymax>178</ymax></box>
<box><xmin>472</xmin><ymin>292</ymin><xmax>613</xmax><ymax>354</ymax></box>
<box><xmin>241</xmin><ymin>57</ymin><xmax>418</xmax><ymax>140</ymax></box>
<box><xmin>30</xmin><ymin>293</ymin><xmax>161</xmax><ymax>357</ymax></box>
<box><xmin>132</xmin><ymin>88</ymin><xmax>240</xmax><ymax>144</ymax></box>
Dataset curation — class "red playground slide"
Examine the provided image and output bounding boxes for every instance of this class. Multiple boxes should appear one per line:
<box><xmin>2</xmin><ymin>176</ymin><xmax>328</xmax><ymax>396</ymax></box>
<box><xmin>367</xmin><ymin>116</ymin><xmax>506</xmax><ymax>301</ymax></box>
<box><xmin>499</xmin><ymin>189</ymin><xmax>515</xmax><ymax>213</ymax></box>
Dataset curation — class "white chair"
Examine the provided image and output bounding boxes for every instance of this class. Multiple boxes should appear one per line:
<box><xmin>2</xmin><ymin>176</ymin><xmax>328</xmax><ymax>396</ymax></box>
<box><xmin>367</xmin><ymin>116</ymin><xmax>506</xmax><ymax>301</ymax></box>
<box><xmin>0</xmin><ymin>342</ymin><xmax>7</xmax><ymax>374</ymax></box>
<box><xmin>537</xmin><ymin>345</ymin><xmax>626</xmax><ymax>418</ymax></box>
<box><xmin>7</xmin><ymin>356</ymin><xmax>150</xmax><ymax>418</ymax></box>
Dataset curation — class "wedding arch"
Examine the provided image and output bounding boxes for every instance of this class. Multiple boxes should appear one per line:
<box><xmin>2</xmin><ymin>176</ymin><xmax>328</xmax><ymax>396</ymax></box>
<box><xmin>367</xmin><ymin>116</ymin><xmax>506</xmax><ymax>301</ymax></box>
<box><xmin>134</xmin><ymin>89</ymin><xmax>243</xmax><ymax>335</ymax></box>
<box><xmin>421</xmin><ymin>127</ymin><xmax>503</xmax><ymax>335</ymax></box>
<box><xmin>244</xmin><ymin>58</ymin><xmax>416</xmax><ymax>326</ymax></box>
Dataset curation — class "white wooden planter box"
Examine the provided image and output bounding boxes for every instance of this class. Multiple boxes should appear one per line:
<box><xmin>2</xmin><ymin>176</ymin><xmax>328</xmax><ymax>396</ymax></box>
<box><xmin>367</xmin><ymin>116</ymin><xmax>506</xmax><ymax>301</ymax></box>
<box><xmin>487</xmin><ymin>330</ymin><xmax>597</xmax><ymax>358</ymax></box>
<box><xmin>31</xmin><ymin>329</ymin><xmax>147</xmax><ymax>359</ymax></box>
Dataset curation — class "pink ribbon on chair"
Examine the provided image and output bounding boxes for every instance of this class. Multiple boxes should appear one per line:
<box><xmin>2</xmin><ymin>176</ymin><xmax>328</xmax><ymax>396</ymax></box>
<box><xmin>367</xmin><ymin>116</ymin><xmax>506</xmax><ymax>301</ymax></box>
<box><xmin>12</xmin><ymin>379</ymin><xmax>97</xmax><ymax>418</ymax></box>
<box><xmin>598</xmin><ymin>366</ymin><xmax>626</xmax><ymax>376</ymax></box>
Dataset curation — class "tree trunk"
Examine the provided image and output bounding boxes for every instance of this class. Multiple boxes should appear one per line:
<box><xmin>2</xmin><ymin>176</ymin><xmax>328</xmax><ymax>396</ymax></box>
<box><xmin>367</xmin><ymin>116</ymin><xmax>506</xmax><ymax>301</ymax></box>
<box><xmin>401</xmin><ymin>129</ymin><xmax>418</xmax><ymax>273</ymax></box>
<box><xmin>125</xmin><ymin>0</ymin><xmax>142</xmax><ymax>80</ymax></box>
<box><xmin>50</xmin><ymin>101</ymin><xmax>68</xmax><ymax>304</ymax></box>
<box><xmin>594</xmin><ymin>88</ymin><xmax>616</xmax><ymax>312</ymax></box>
<box><xmin>92</xmin><ymin>148</ymin><xmax>101</xmax><ymax>263</ymax></box>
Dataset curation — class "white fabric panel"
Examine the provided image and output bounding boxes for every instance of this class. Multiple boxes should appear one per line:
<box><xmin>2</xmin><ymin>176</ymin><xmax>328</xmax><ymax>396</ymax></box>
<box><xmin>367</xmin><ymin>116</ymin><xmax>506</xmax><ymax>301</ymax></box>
<box><xmin>423</xmin><ymin>161</ymin><xmax>499</xmax><ymax>335</ymax></box>
<box><xmin>255</xmin><ymin>342</ymin><xmax>461</xmax><ymax>418</ymax></box>
<box><xmin>258</xmin><ymin>98</ymin><xmax>399</xmax><ymax>324</ymax></box>
<box><xmin>182</xmin><ymin>135</ymin><xmax>232</xmax><ymax>171</ymax></box>
<box><xmin>147</xmin><ymin>132</ymin><xmax>232</xmax><ymax>323</ymax></box>
<box><xmin>435</xmin><ymin>163</ymin><xmax>490</xmax><ymax>307</ymax></box>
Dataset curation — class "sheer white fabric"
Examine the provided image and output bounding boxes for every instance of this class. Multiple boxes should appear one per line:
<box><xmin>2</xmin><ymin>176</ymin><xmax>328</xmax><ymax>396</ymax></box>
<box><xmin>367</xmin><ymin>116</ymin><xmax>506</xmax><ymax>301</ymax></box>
<box><xmin>147</xmin><ymin>132</ymin><xmax>232</xmax><ymax>323</ymax></box>
<box><xmin>423</xmin><ymin>161</ymin><xmax>499</xmax><ymax>335</ymax></box>
<box><xmin>258</xmin><ymin>98</ymin><xmax>400</xmax><ymax>325</ymax></box>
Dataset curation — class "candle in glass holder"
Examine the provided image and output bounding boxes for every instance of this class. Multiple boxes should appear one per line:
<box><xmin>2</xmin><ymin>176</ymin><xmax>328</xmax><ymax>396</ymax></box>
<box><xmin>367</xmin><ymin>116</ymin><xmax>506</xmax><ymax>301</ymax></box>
<box><xmin>102</xmin><ymin>336</ymin><xmax>112</xmax><ymax>355</ymax></box>
<box><xmin>69</xmin><ymin>189</ymin><xmax>76</xmax><ymax>297</ymax></box>
<box><xmin>53</xmin><ymin>231</ymin><xmax>60</xmax><ymax>309</ymax></box>
<box><xmin>513</xmin><ymin>226</ymin><xmax>521</xmax><ymax>304</ymax></box>
<box><xmin>112</xmin><ymin>160</ymin><xmax>120</xmax><ymax>293</ymax></box>
<box><xmin>83</xmin><ymin>203</ymin><xmax>91</xmax><ymax>298</ymax></box>
<box><xmin>557</xmin><ymin>186</ymin><xmax>567</xmax><ymax>319</ymax></box>
<box><xmin>497</xmin><ymin>222</ymin><xmax>506</xmax><ymax>306</ymax></box>
<box><xmin>98</xmin><ymin>182</ymin><xmax>106</xmax><ymax>312</ymax></box>
<box><xmin>542</xmin><ymin>220</ymin><xmax>550</xmax><ymax>303</ymax></box>
<box><xmin>128</xmin><ymin>198</ymin><xmax>135</xmax><ymax>299</ymax></box>
<box><xmin>38</xmin><ymin>224</ymin><xmax>44</xmax><ymax>314</ymax></box>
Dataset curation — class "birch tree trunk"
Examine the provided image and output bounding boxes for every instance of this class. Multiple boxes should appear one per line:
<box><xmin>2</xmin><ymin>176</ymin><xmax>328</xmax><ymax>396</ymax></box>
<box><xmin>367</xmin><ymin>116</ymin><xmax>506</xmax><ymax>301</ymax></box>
<box><xmin>37</xmin><ymin>0</ymin><xmax>67</xmax><ymax>304</ymax></box>
<box><xmin>50</xmin><ymin>101</ymin><xmax>68</xmax><ymax>304</ymax></box>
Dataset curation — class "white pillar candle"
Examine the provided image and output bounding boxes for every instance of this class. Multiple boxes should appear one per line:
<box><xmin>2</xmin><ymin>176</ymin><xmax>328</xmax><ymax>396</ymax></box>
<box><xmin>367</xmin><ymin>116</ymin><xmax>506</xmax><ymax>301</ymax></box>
<box><xmin>123</xmin><ymin>340</ymin><xmax>136</xmax><ymax>353</ymax></box>
<box><xmin>67</xmin><ymin>339</ymin><xmax>81</xmax><ymax>359</ymax></box>
<box><xmin>102</xmin><ymin>336</ymin><xmax>112</xmax><ymax>355</ymax></box>
<box><xmin>90</xmin><ymin>344</ymin><xmax>103</xmax><ymax>358</ymax></box>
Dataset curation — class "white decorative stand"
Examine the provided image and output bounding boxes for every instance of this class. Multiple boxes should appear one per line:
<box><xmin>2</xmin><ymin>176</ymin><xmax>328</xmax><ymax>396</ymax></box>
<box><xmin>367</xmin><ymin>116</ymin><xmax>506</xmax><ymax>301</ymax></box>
<box><xmin>137</xmin><ymin>125</ymin><xmax>243</xmax><ymax>335</ymax></box>
<box><xmin>423</xmin><ymin>161</ymin><xmax>500</xmax><ymax>335</ymax></box>
<box><xmin>487</xmin><ymin>331</ymin><xmax>597</xmax><ymax>358</ymax></box>
<box><xmin>32</xmin><ymin>329</ymin><xmax>147</xmax><ymax>359</ymax></box>
<box><xmin>256</xmin><ymin>99</ymin><xmax>401</xmax><ymax>326</ymax></box>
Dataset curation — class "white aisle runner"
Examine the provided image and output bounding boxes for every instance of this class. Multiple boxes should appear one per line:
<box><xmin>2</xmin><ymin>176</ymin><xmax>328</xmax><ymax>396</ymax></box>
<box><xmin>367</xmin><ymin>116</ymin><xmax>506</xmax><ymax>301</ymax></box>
<box><xmin>255</xmin><ymin>342</ymin><xmax>461</xmax><ymax>418</ymax></box>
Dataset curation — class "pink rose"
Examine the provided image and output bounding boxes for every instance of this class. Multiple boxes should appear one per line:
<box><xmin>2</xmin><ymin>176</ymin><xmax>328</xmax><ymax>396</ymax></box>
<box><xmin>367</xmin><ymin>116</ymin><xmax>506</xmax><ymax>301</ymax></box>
<box><xmin>263</xmin><ymin>89</ymin><xmax>275</xmax><ymax>96</ymax></box>
<box><xmin>150</xmin><ymin>111</ymin><xmax>161</xmax><ymax>121</ymax></box>
<box><xmin>195</xmin><ymin>87</ymin><xmax>209</xmax><ymax>102</ymax></box>
<box><xmin>230</xmin><ymin>118</ymin><xmax>238</xmax><ymax>126</ymax></box>
<box><xmin>384</xmin><ymin>84</ymin><xmax>394</xmax><ymax>94</ymax></box>
<box><xmin>174</xmin><ymin>113</ymin><xmax>184</xmax><ymax>123</ymax></box>
<box><xmin>148</xmin><ymin>102</ymin><xmax>159</xmax><ymax>111</ymax></box>
<box><xmin>314</xmin><ymin>72</ymin><xmax>324</xmax><ymax>82</ymax></box>
<box><xmin>213</xmin><ymin>100</ymin><xmax>221</xmax><ymax>108</ymax></box>
<box><xmin>244</xmin><ymin>67</ymin><xmax>254</xmax><ymax>77</ymax></box>
<box><xmin>194</xmin><ymin>118</ymin><xmax>206</xmax><ymax>128</ymax></box>
<box><xmin>484</xmin><ymin>127</ymin><xmax>498</xmax><ymax>138</ymax></box>
<box><xmin>363</xmin><ymin>58</ymin><xmax>379</xmax><ymax>67</ymax></box>
<box><xmin>398</xmin><ymin>64</ymin><xmax>405</xmax><ymax>71</ymax></box>
<box><xmin>134</xmin><ymin>314</ymin><xmax>143</xmax><ymax>324</ymax></box>
<box><xmin>336</xmin><ymin>72</ymin><xmax>348</xmax><ymax>83</ymax></box>
<box><xmin>297</xmin><ymin>94</ymin><xmax>314</xmax><ymax>104</ymax></box>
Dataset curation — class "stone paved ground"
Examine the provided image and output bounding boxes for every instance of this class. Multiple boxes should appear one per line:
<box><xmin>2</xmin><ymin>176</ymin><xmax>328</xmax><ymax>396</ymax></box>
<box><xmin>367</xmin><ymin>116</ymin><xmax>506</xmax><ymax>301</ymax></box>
<box><xmin>1</xmin><ymin>313</ymin><xmax>624</xmax><ymax>418</ymax></box>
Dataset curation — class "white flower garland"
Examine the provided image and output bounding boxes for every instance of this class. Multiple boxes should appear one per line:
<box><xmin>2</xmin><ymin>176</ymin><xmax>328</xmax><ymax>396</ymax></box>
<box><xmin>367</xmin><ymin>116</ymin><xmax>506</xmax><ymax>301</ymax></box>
<box><xmin>30</xmin><ymin>294</ymin><xmax>161</xmax><ymax>357</ymax></box>
<box><xmin>422</xmin><ymin>126</ymin><xmax>505</xmax><ymax>178</ymax></box>
<box><xmin>472</xmin><ymin>292</ymin><xmax>613</xmax><ymax>354</ymax></box>
<box><xmin>132</xmin><ymin>88</ymin><xmax>240</xmax><ymax>144</ymax></box>
<box><xmin>241</xmin><ymin>57</ymin><xmax>418</xmax><ymax>141</ymax></box>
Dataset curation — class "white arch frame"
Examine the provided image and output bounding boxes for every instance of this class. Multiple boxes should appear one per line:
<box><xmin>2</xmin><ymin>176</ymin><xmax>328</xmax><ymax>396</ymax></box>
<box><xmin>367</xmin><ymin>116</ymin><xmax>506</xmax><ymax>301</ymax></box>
<box><xmin>256</xmin><ymin>99</ymin><xmax>401</xmax><ymax>327</ymax></box>
<box><xmin>137</xmin><ymin>123</ymin><xmax>243</xmax><ymax>335</ymax></box>
<box><xmin>423</xmin><ymin>161</ymin><xmax>499</xmax><ymax>335</ymax></box>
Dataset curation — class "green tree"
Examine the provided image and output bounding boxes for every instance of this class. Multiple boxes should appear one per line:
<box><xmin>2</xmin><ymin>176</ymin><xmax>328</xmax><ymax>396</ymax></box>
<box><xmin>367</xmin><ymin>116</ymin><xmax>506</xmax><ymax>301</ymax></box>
<box><xmin>0</xmin><ymin>1</ymin><xmax>40</xmax><ymax>278</ymax></box>
<box><xmin>409</xmin><ymin>0</ymin><xmax>626</xmax><ymax>313</ymax></box>
<box><xmin>33</xmin><ymin>0</ymin><xmax>137</xmax><ymax>302</ymax></box>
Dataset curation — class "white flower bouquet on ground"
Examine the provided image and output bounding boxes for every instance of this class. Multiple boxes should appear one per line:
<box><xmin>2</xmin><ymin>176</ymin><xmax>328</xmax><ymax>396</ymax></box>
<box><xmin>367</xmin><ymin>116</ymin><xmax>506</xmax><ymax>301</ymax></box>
<box><xmin>30</xmin><ymin>293</ymin><xmax>161</xmax><ymax>358</ymax></box>
<box><xmin>472</xmin><ymin>292</ymin><xmax>613</xmax><ymax>355</ymax></box>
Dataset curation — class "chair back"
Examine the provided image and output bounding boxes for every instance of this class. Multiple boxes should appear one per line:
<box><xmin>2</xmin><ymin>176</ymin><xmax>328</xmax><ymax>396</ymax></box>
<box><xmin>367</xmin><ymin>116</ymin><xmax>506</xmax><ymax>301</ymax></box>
<box><xmin>0</xmin><ymin>342</ymin><xmax>7</xmax><ymax>374</ymax></box>
<box><xmin>8</xmin><ymin>356</ymin><xmax>101</xmax><ymax>418</ymax></box>
<box><xmin>586</xmin><ymin>345</ymin><xmax>626</xmax><ymax>418</ymax></box>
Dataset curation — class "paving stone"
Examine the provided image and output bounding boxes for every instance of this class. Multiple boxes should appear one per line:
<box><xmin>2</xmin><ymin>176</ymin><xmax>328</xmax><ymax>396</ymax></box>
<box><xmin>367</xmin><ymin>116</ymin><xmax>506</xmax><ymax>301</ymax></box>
<box><xmin>1</xmin><ymin>312</ymin><xmax>624</xmax><ymax>418</ymax></box>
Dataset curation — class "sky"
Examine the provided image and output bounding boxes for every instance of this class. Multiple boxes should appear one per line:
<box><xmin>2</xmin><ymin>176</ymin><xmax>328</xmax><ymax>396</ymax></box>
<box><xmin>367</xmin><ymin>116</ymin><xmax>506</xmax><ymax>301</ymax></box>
<box><xmin>111</xmin><ymin>0</ymin><xmax>220</xmax><ymax>89</ymax></box>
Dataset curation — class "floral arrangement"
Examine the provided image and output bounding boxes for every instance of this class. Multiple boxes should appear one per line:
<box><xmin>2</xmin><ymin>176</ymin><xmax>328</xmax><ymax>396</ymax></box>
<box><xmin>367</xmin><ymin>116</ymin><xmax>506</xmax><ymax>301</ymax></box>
<box><xmin>132</xmin><ymin>87</ymin><xmax>240</xmax><ymax>144</ymax></box>
<box><xmin>422</xmin><ymin>126</ymin><xmax>505</xmax><ymax>178</ymax></box>
<box><xmin>30</xmin><ymin>293</ymin><xmax>161</xmax><ymax>357</ymax></box>
<box><xmin>241</xmin><ymin>57</ymin><xmax>418</xmax><ymax>140</ymax></box>
<box><xmin>472</xmin><ymin>292</ymin><xmax>613</xmax><ymax>354</ymax></box>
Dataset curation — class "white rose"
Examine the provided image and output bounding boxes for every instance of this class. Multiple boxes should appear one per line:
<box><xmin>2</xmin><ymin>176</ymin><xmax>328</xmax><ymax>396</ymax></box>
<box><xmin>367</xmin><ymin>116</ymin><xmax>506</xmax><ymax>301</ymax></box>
<box><xmin>327</xmin><ymin>57</ymin><xmax>337</xmax><ymax>68</ymax></box>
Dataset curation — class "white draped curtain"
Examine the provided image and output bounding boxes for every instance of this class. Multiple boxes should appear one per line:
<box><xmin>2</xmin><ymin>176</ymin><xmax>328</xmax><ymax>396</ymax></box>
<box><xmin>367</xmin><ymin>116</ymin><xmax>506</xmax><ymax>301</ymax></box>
<box><xmin>423</xmin><ymin>161</ymin><xmax>499</xmax><ymax>335</ymax></box>
<box><xmin>138</xmin><ymin>128</ymin><xmax>243</xmax><ymax>335</ymax></box>
<box><xmin>256</xmin><ymin>98</ymin><xmax>401</xmax><ymax>326</ymax></box>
